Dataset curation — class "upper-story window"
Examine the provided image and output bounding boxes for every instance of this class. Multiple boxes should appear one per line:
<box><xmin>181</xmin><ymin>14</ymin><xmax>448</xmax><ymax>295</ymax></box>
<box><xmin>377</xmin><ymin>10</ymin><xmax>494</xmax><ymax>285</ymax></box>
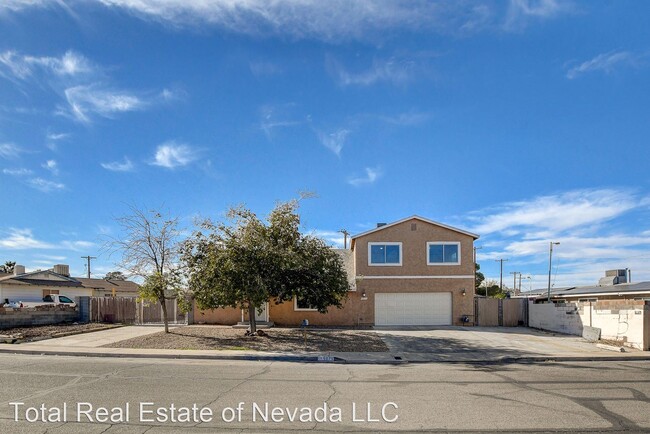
<box><xmin>427</xmin><ymin>242</ymin><xmax>460</xmax><ymax>265</ymax></box>
<box><xmin>368</xmin><ymin>242</ymin><xmax>402</xmax><ymax>266</ymax></box>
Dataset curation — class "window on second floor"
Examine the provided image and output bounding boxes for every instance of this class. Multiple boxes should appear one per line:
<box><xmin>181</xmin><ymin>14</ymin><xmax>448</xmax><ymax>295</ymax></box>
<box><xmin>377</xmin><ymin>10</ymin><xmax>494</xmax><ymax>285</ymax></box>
<box><xmin>427</xmin><ymin>242</ymin><xmax>460</xmax><ymax>265</ymax></box>
<box><xmin>368</xmin><ymin>242</ymin><xmax>402</xmax><ymax>266</ymax></box>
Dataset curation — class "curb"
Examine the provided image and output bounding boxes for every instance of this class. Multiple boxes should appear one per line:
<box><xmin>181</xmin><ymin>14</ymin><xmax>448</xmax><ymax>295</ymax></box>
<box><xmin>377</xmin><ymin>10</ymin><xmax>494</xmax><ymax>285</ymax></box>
<box><xmin>0</xmin><ymin>346</ymin><xmax>648</xmax><ymax>364</ymax></box>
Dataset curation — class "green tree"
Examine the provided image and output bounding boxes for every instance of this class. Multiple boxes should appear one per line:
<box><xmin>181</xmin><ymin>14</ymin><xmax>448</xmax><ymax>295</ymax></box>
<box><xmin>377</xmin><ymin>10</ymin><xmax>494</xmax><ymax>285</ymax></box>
<box><xmin>0</xmin><ymin>261</ymin><xmax>15</xmax><ymax>273</ymax></box>
<box><xmin>182</xmin><ymin>200</ymin><xmax>350</xmax><ymax>334</ymax></box>
<box><xmin>475</xmin><ymin>263</ymin><xmax>485</xmax><ymax>290</ymax></box>
<box><xmin>479</xmin><ymin>279</ymin><xmax>508</xmax><ymax>298</ymax></box>
<box><xmin>104</xmin><ymin>271</ymin><xmax>127</xmax><ymax>281</ymax></box>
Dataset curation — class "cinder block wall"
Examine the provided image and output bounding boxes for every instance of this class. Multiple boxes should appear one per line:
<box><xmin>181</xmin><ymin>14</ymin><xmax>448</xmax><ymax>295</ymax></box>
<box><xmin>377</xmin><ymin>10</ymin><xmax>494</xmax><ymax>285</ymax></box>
<box><xmin>529</xmin><ymin>300</ymin><xmax>649</xmax><ymax>350</ymax></box>
<box><xmin>0</xmin><ymin>306</ymin><xmax>79</xmax><ymax>330</ymax></box>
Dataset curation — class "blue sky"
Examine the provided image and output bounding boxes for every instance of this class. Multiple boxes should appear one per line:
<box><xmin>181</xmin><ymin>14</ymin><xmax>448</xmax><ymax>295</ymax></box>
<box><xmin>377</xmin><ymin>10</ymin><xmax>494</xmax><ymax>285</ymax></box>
<box><xmin>1</xmin><ymin>0</ymin><xmax>649</xmax><ymax>289</ymax></box>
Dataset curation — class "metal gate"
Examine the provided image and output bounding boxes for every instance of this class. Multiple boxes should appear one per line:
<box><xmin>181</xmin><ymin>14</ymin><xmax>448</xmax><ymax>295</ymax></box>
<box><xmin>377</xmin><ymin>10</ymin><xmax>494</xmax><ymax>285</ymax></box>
<box><xmin>90</xmin><ymin>297</ymin><xmax>187</xmax><ymax>325</ymax></box>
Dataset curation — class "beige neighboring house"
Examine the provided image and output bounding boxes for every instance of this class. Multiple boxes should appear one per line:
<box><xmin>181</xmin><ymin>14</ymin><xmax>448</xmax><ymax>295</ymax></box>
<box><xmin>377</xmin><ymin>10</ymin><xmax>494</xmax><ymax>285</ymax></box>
<box><xmin>0</xmin><ymin>264</ymin><xmax>140</xmax><ymax>304</ymax></box>
<box><xmin>195</xmin><ymin>215</ymin><xmax>479</xmax><ymax>327</ymax></box>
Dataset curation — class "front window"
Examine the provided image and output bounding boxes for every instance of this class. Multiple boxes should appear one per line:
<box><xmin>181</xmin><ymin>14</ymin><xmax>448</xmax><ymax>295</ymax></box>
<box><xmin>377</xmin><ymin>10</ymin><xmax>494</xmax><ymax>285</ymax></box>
<box><xmin>368</xmin><ymin>242</ymin><xmax>402</xmax><ymax>266</ymax></box>
<box><xmin>294</xmin><ymin>296</ymin><xmax>318</xmax><ymax>311</ymax></box>
<box><xmin>427</xmin><ymin>242</ymin><xmax>460</xmax><ymax>265</ymax></box>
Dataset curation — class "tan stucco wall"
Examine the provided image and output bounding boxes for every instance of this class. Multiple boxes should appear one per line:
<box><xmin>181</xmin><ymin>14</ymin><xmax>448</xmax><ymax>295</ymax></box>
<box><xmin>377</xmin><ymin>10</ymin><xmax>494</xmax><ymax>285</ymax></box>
<box><xmin>193</xmin><ymin>303</ymin><xmax>242</xmax><ymax>325</ymax></box>
<box><xmin>353</xmin><ymin>218</ymin><xmax>475</xmax><ymax>278</ymax></box>
<box><xmin>269</xmin><ymin>293</ymin><xmax>363</xmax><ymax>327</ymax></box>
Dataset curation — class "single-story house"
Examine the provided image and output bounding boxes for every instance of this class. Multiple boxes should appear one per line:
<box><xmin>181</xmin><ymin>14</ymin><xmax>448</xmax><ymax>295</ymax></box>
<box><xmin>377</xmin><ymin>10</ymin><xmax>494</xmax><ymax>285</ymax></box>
<box><xmin>0</xmin><ymin>264</ymin><xmax>140</xmax><ymax>303</ymax></box>
<box><xmin>519</xmin><ymin>269</ymin><xmax>650</xmax><ymax>303</ymax></box>
<box><xmin>194</xmin><ymin>215</ymin><xmax>479</xmax><ymax>327</ymax></box>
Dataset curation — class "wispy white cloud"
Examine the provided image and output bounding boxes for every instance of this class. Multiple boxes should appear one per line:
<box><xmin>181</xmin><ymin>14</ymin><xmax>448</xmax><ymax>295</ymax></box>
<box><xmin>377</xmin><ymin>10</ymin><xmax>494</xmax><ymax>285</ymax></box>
<box><xmin>348</xmin><ymin>166</ymin><xmax>382</xmax><ymax>186</ymax></box>
<box><xmin>317</xmin><ymin>129</ymin><xmax>349</xmax><ymax>157</ymax></box>
<box><xmin>328</xmin><ymin>56</ymin><xmax>416</xmax><ymax>87</ymax></box>
<box><xmin>378</xmin><ymin>111</ymin><xmax>433</xmax><ymax>126</ymax></box>
<box><xmin>61</xmin><ymin>85</ymin><xmax>147</xmax><ymax>123</ymax></box>
<box><xmin>0</xmin><ymin>228</ymin><xmax>55</xmax><ymax>249</ymax></box>
<box><xmin>101</xmin><ymin>157</ymin><xmax>135</xmax><ymax>172</ymax></box>
<box><xmin>504</xmin><ymin>0</ymin><xmax>571</xmax><ymax>30</ymax></box>
<box><xmin>469</xmin><ymin>188</ymin><xmax>650</xmax><ymax>286</ymax></box>
<box><xmin>91</xmin><ymin>0</ymin><xmax>495</xmax><ymax>41</ymax></box>
<box><xmin>0</xmin><ymin>50</ymin><xmax>93</xmax><ymax>80</ymax></box>
<box><xmin>46</xmin><ymin>132</ymin><xmax>70</xmax><ymax>141</ymax></box>
<box><xmin>259</xmin><ymin>104</ymin><xmax>302</xmax><ymax>139</ymax></box>
<box><xmin>309</xmin><ymin>230</ymin><xmax>345</xmax><ymax>248</ymax></box>
<box><xmin>150</xmin><ymin>141</ymin><xmax>199</xmax><ymax>169</ymax></box>
<box><xmin>28</xmin><ymin>177</ymin><xmax>65</xmax><ymax>192</ymax></box>
<box><xmin>41</xmin><ymin>159</ymin><xmax>59</xmax><ymax>175</ymax></box>
<box><xmin>0</xmin><ymin>227</ymin><xmax>94</xmax><ymax>253</ymax></box>
<box><xmin>2</xmin><ymin>168</ymin><xmax>33</xmax><ymax>176</ymax></box>
<box><xmin>0</xmin><ymin>142</ymin><xmax>25</xmax><ymax>159</ymax></box>
<box><xmin>566</xmin><ymin>51</ymin><xmax>642</xmax><ymax>79</ymax></box>
<box><xmin>468</xmin><ymin>189</ymin><xmax>636</xmax><ymax>235</ymax></box>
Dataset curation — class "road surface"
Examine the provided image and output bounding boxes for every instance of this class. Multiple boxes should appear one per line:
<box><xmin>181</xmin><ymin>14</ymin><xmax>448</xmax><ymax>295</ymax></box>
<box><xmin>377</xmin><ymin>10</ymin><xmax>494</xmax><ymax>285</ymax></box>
<box><xmin>0</xmin><ymin>354</ymin><xmax>649</xmax><ymax>432</ymax></box>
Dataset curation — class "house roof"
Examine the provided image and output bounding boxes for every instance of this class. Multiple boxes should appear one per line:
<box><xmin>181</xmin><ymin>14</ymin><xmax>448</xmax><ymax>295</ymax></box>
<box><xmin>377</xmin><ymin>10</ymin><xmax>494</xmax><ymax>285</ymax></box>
<box><xmin>519</xmin><ymin>281</ymin><xmax>650</xmax><ymax>299</ymax></box>
<box><xmin>0</xmin><ymin>269</ymin><xmax>139</xmax><ymax>293</ymax></box>
<box><xmin>78</xmin><ymin>278</ymin><xmax>140</xmax><ymax>293</ymax></box>
<box><xmin>350</xmin><ymin>215</ymin><xmax>479</xmax><ymax>249</ymax></box>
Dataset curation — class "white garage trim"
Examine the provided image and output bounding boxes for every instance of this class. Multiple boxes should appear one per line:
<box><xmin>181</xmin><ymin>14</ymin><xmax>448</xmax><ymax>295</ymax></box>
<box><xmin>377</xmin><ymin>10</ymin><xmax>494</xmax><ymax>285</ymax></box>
<box><xmin>375</xmin><ymin>292</ymin><xmax>452</xmax><ymax>326</ymax></box>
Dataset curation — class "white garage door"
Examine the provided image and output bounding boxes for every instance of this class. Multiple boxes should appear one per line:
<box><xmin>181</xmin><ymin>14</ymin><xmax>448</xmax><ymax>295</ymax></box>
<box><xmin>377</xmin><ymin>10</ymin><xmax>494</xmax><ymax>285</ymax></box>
<box><xmin>375</xmin><ymin>292</ymin><xmax>452</xmax><ymax>326</ymax></box>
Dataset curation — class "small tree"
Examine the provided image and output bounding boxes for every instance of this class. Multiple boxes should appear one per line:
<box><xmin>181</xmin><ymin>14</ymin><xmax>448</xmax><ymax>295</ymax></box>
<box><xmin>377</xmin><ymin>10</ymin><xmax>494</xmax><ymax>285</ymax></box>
<box><xmin>475</xmin><ymin>263</ymin><xmax>485</xmax><ymax>290</ymax></box>
<box><xmin>104</xmin><ymin>271</ymin><xmax>127</xmax><ymax>281</ymax></box>
<box><xmin>0</xmin><ymin>261</ymin><xmax>16</xmax><ymax>273</ymax></box>
<box><xmin>182</xmin><ymin>200</ymin><xmax>350</xmax><ymax>334</ymax></box>
<box><xmin>106</xmin><ymin>206</ymin><xmax>184</xmax><ymax>333</ymax></box>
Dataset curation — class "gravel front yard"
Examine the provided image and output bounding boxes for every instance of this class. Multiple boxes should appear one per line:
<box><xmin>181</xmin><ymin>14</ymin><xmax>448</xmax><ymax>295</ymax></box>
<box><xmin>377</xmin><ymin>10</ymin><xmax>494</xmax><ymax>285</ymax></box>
<box><xmin>104</xmin><ymin>326</ymin><xmax>389</xmax><ymax>352</ymax></box>
<box><xmin>0</xmin><ymin>323</ymin><xmax>116</xmax><ymax>341</ymax></box>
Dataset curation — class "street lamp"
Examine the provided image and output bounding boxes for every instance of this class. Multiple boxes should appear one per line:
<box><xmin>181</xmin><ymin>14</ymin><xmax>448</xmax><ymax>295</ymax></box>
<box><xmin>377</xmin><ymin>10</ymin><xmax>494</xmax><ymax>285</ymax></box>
<box><xmin>547</xmin><ymin>242</ymin><xmax>560</xmax><ymax>303</ymax></box>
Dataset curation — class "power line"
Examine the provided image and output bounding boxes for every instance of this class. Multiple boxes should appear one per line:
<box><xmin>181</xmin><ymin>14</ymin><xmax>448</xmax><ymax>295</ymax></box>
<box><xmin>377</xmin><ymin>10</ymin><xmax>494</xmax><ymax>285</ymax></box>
<box><xmin>81</xmin><ymin>256</ymin><xmax>96</xmax><ymax>279</ymax></box>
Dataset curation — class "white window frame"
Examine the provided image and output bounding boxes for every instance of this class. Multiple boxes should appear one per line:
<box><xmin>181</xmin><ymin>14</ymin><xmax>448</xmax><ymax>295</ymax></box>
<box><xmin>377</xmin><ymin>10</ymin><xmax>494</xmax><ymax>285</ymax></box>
<box><xmin>368</xmin><ymin>242</ymin><xmax>402</xmax><ymax>266</ymax></box>
<box><xmin>294</xmin><ymin>296</ymin><xmax>318</xmax><ymax>311</ymax></box>
<box><xmin>427</xmin><ymin>242</ymin><xmax>461</xmax><ymax>266</ymax></box>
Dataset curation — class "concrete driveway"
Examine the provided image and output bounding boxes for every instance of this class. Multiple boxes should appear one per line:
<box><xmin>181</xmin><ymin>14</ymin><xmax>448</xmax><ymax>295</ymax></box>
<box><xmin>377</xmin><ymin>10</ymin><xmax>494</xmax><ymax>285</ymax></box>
<box><xmin>370</xmin><ymin>326</ymin><xmax>634</xmax><ymax>362</ymax></box>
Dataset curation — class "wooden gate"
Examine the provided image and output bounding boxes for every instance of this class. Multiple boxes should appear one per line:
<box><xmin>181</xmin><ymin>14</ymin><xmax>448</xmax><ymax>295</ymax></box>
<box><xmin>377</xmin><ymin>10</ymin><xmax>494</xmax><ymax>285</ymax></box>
<box><xmin>90</xmin><ymin>297</ymin><xmax>187</xmax><ymax>325</ymax></box>
<box><xmin>475</xmin><ymin>297</ymin><xmax>527</xmax><ymax>327</ymax></box>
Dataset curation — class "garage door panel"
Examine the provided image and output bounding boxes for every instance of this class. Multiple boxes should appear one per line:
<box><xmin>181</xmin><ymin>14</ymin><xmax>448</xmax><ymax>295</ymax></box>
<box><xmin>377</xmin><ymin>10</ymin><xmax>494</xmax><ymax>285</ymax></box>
<box><xmin>375</xmin><ymin>292</ymin><xmax>452</xmax><ymax>326</ymax></box>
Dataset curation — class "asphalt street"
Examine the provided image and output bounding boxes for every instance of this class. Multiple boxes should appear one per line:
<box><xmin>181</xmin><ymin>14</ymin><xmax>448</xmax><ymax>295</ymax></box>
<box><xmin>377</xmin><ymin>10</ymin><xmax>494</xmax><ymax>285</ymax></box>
<box><xmin>0</xmin><ymin>354</ymin><xmax>649</xmax><ymax>433</ymax></box>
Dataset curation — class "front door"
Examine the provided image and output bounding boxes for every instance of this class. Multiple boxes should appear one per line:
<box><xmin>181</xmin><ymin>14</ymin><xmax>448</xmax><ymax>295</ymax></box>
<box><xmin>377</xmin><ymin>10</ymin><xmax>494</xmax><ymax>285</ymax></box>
<box><xmin>242</xmin><ymin>303</ymin><xmax>269</xmax><ymax>323</ymax></box>
<box><xmin>255</xmin><ymin>303</ymin><xmax>268</xmax><ymax>322</ymax></box>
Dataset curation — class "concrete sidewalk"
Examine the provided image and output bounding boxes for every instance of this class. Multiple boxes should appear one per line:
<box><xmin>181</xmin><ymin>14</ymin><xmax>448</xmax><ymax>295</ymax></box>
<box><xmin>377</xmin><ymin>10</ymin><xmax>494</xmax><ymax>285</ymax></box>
<box><xmin>0</xmin><ymin>325</ymin><xmax>648</xmax><ymax>364</ymax></box>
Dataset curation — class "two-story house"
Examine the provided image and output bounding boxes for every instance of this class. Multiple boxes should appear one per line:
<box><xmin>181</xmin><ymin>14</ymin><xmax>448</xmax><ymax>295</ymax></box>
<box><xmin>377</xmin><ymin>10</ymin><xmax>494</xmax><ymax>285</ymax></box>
<box><xmin>194</xmin><ymin>216</ymin><xmax>479</xmax><ymax>327</ymax></box>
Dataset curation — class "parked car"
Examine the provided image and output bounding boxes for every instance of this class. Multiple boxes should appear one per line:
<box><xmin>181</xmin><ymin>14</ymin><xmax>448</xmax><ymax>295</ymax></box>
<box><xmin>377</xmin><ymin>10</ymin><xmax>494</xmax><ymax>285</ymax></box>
<box><xmin>17</xmin><ymin>294</ymin><xmax>77</xmax><ymax>308</ymax></box>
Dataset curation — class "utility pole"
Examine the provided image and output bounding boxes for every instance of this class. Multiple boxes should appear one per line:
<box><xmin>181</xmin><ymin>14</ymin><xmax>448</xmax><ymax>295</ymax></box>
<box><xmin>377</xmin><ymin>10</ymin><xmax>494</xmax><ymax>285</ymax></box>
<box><xmin>81</xmin><ymin>256</ymin><xmax>97</xmax><ymax>278</ymax></box>
<box><xmin>510</xmin><ymin>271</ymin><xmax>520</xmax><ymax>296</ymax></box>
<box><xmin>547</xmin><ymin>242</ymin><xmax>560</xmax><ymax>303</ymax></box>
<box><xmin>495</xmin><ymin>258</ymin><xmax>509</xmax><ymax>291</ymax></box>
<box><xmin>338</xmin><ymin>229</ymin><xmax>350</xmax><ymax>249</ymax></box>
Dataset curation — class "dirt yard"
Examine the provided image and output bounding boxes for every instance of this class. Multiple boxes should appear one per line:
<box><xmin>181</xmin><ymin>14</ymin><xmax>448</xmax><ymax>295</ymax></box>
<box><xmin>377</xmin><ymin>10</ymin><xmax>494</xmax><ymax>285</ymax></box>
<box><xmin>0</xmin><ymin>323</ymin><xmax>116</xmax><ymax>341</ymax></box>
<box><xmin>104</xmin><ymin>326</ymin><xmax>389</xmax><ymax>352</ymax></box>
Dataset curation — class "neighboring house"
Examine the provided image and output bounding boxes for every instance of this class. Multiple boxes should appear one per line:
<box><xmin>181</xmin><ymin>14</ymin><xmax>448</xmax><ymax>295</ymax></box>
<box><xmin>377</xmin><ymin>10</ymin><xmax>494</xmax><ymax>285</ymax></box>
<box><xmin>519</xmin><ymin>269</ymin><xmax>650</xmax><ymax>303</ymax></box>
<box><xmin>195</xmin><ymin>215</ymin><xmax>479</xmax><ymax>327</ymax></box>
<box><xmin>0</xmin><ymin>264</ymin><xmax>140</xmax><ymax>304</ymax></box>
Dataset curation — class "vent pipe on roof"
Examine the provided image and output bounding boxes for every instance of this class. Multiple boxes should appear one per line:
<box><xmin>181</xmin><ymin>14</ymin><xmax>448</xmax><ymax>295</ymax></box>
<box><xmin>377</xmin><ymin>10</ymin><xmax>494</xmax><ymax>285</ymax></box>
<box><xmin>628</xmin><ymin>268</ymin><xmax>632</xmax><ymax>283</ymax></box>
<box><xmin>13</xmin><ymin>264</ymin><xmax>25</xmax><ymax>275</ymax></box>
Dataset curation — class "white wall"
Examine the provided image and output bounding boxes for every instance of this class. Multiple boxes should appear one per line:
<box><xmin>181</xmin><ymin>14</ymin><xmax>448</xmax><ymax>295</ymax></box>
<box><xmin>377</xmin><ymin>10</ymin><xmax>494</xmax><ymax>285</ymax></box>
<box><xmin>1</xmin><ymin>285</ymin><xmax>93</xmax><ymax>303</ymax></box>
<box><xmin>529</xmin><ymin>301</ymin><xmax>648</xmax><ymax>350</ymax></box>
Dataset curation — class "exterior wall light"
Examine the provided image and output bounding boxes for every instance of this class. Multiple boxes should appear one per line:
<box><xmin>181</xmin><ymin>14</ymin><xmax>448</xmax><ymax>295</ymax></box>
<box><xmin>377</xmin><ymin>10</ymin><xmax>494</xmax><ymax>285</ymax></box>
<box><xmin>461</xmin><ymin>288</ymin><xmax>467</xmax><ymax>296</ymax></box>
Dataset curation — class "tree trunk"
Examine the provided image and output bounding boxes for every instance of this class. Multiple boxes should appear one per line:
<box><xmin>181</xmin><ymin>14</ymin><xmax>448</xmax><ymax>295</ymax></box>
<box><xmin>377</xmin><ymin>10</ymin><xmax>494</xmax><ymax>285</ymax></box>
<box><xmin>248</xmin><ymin>301</ymin><xmax>257</xmax><ymax>334</ymax></box>
<box><xmin>161</xmin><ymin>298</ymin><xmax>169</xmax><ymax>333</ymax></box>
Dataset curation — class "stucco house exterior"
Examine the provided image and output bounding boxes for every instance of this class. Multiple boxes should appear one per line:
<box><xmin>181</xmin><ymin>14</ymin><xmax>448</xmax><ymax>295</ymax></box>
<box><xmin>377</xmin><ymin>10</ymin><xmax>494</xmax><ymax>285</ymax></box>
<box><xmin>194</xmin><ymin>215</ymin><xmax>479</xmax><ymax>327</ymax></box>
<box><xmin>0</xmin><ymin>264</ymin><xmax>140</xmax><ymax>303</ymax></box>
